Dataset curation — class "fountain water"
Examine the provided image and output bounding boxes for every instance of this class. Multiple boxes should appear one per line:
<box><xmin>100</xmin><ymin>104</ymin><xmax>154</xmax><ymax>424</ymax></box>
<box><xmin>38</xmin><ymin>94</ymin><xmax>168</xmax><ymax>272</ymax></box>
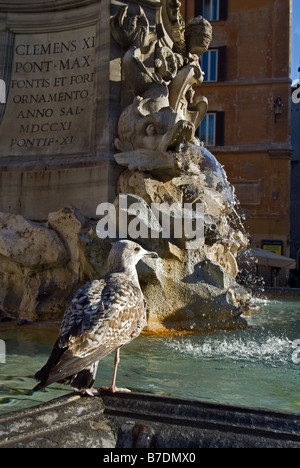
<box><xmin>0</xmin><ymin>298</ymin><xmax>299</xmax><ymax>415</ymax></box>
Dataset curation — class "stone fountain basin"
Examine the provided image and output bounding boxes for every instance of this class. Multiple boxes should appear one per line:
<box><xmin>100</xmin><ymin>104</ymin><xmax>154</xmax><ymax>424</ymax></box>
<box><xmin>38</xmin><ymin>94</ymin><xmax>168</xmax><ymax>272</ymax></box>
<box><xmin>0</xmin><ymin>391</ymin><xmax>299</xmax><ymax>448</ymax></box>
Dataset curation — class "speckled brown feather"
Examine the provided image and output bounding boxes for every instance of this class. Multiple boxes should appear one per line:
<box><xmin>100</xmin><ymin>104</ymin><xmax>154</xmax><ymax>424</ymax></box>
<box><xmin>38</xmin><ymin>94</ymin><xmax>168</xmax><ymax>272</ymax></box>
<box><xmin>34</xmin><ymin>240</ymin><xmax>157</xmax><ymax>391</ymax></box>
<box><xmin>61</xmin><ymin>274</ymin><xmax>144</xmax><ymax>341</ymax></box>
<box><xmin>35</xmin><ymin>274</ymin><xmax>145</xmax><ymax>387</ymax></box>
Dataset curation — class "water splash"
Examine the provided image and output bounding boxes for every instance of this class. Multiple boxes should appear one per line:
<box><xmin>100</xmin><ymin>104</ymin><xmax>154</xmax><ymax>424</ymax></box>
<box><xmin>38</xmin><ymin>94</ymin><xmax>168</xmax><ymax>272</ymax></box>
<box><xmin>167</xmin><ymin>333</ymin><xmax>294</xmax><ymax>366</ymax></box>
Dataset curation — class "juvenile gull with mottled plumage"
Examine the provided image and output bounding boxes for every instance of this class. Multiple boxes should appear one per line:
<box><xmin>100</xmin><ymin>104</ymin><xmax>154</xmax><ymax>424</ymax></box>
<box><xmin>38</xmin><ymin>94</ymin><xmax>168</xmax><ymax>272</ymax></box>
<box><xmin>33</xmin><ymin>240</ymin><xmax>158</xmax><ymax>395</ymax></box>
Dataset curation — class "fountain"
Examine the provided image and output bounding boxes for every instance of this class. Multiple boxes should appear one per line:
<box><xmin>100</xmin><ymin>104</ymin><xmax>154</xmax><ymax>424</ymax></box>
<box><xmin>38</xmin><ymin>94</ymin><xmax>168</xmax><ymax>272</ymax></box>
<box><xmin>0</xmin><ymin>0</ymin><xmax>299</xmax><ymax>448</ymax></box>
<box><xmin>0</xmin><ymin>1</ymin><xmax>250</xmax><ymax>331</ymax></box>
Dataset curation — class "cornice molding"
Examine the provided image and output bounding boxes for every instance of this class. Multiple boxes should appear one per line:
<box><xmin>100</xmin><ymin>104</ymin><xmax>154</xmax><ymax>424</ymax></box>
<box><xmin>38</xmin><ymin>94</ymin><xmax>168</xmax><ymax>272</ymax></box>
<box><xmin>0</xmin><ymin>0</ymin><xmax>100</xmax><ymax>13</ymax></box>
<box><xmin>1</xmin><ymin>3</ymin><xmax>101</xmax><ymax>33</ymax></box>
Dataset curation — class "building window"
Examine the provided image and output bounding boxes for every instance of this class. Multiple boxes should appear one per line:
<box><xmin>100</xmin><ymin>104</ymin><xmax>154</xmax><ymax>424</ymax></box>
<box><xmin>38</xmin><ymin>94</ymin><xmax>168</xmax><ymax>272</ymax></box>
<box><xmin>201</xmin><ymin>47</ymin><xmax>227</xmax><ymax>82</ymax></box>
<box><xmin>195</xmin><ymin>0</ymin><xmax>228</xmax><ymax>21</ymax></box>
<box><xmin>202</xmin><ymin>49</ymin><xmax>218</xmax><ymax>82</ymax></box>
<box><xmin>198</xmin><ymin>112</ymin><xmax>225</xmax><ymax>146</ymax></box>
<box><xmin>199</xmin><ymin>113</ymin><xmax>216</xmax><ymax>146</ymax></box>
<box><xmin>204</xmin><ymin>0</ymin><xmax>219</xmax><ymax>21</ymax></box>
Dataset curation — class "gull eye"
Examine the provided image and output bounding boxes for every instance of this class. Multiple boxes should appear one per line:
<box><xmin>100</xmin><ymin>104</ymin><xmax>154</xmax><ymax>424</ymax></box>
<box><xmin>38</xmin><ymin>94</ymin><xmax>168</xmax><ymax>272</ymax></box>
<box><xmin>134</xmin><ymin>246</ymin><xmax>140</xmax><ymax>252</ymax></box>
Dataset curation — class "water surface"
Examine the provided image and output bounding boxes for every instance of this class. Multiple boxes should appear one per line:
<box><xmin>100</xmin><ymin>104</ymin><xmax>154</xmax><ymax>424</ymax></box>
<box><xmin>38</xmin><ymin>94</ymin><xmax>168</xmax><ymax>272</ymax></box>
<box><xmin>0</xmin><ymin>299</ymin><xmax>299</xmax><ymax>415</ymax></box>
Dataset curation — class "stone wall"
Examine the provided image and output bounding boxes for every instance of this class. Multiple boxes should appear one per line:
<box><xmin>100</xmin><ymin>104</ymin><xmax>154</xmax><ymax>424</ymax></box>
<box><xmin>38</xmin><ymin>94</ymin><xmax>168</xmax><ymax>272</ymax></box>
<box><xmin>0</xmin><ymin>206</ymin><xmax>110</xmax><ymax>322</ymax></box>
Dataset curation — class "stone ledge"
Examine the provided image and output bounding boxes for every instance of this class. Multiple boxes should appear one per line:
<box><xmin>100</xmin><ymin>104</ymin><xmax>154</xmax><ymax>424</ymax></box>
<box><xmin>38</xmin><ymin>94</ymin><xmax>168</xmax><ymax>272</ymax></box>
<box><xmin>0</xmin><ymin>392</ymin><xmax>300</xmax><ymax>448</ymax></box>
<box><xmin>0</xmin><ymin>393</ymin><xmax>116</xmax><ymax>448</ymax></box>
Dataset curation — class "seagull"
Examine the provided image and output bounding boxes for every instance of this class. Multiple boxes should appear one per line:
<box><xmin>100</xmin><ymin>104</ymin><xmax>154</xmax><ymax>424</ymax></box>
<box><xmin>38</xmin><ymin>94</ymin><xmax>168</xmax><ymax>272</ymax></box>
<box><xmin>33</xmin><ymin>240</ymin><xmax>158</xmax><ymax>396</ymax></box>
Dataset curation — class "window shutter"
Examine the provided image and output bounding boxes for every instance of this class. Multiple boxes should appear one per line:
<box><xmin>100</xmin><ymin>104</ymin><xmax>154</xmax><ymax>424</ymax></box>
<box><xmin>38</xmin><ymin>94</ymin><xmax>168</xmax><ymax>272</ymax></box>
<box><xmin>217</xmin><ymin>46</ymin><xmax>227</xmax><ymax>81</ymax></box>
<box><xmin>194</xmin><ymin>0</ymin><xmax>203</xmax><ymax>17</ymax></box>
<box><xmin>219</xmin><ymin>0</ymin><xmax>228</xmax><ymax>20</ymax></box>
<box><xmin>215</xmin><ymin>111</ymin><xmax>225</xmax><ymax>146</ymax></box>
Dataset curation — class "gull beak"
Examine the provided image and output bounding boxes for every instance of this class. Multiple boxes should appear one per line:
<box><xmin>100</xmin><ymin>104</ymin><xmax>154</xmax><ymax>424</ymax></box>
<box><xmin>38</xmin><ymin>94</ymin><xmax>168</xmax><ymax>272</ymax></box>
<box><xmin>143</xmin><ymin>251</ymin><xmax>159</xmax><ymax>259</ymax></box>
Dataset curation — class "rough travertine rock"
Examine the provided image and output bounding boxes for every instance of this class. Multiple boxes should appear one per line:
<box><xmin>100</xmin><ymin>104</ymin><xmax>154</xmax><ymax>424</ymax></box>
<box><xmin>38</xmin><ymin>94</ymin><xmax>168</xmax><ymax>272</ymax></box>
<box><xmin>114</xmin><ymin>144</ymin><xmax>251</xmax><ymax>332</ymax></box>
<box><xmin>0</xmin><ymin>201</ymin><xmax>250</xmax><ymax>330</ymax></box>
<box><xmin>0</xmin><ymin>212</ymin><xmax>66</xmax><ymax>267</ymax></box>
<box><xmin>0</xmin><ymin>206</ymin><xmax>110</xmax><ymax>322</ymax></box>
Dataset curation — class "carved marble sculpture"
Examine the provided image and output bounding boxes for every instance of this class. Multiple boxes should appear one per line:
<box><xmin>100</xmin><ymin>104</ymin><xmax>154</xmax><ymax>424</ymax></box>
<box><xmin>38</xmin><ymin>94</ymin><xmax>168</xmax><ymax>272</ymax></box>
<box><xmin>111</xmin><ymin>4</ymin><xmax>211</xmax><ymax>174</ymax></box>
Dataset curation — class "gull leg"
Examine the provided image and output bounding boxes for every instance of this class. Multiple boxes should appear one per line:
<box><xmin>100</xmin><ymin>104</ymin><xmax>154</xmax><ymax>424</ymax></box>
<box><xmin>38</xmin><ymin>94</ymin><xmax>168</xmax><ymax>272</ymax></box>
<box><xmin>101</xmin><ymin>348</ymin><xmax>131</xmax><ymax>393</ymax></box>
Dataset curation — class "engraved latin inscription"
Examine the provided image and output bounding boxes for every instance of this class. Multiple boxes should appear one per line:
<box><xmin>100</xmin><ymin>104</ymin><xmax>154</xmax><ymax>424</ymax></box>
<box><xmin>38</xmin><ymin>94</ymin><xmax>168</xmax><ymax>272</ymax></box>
<box><xmin>0</xmin><ymin>26</ymin><xmax>96</xmax><ymax>157</ymax></box>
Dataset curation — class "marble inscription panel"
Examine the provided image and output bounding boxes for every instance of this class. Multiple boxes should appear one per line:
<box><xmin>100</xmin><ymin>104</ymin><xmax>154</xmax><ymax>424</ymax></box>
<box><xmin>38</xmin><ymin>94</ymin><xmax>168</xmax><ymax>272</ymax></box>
<box><xmin>0</xmin><ymin>25</ymin><xmax>96</xmax><ymax>157</ymax></box>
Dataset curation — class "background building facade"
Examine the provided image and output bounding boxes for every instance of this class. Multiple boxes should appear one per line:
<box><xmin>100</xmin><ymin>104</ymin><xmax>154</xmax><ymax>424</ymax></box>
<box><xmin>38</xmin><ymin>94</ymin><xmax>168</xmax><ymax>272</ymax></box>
<box><xmin>181</xmin><ymin>0</ymin><xmax>293</xmax><ymax>284</ymax></box>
